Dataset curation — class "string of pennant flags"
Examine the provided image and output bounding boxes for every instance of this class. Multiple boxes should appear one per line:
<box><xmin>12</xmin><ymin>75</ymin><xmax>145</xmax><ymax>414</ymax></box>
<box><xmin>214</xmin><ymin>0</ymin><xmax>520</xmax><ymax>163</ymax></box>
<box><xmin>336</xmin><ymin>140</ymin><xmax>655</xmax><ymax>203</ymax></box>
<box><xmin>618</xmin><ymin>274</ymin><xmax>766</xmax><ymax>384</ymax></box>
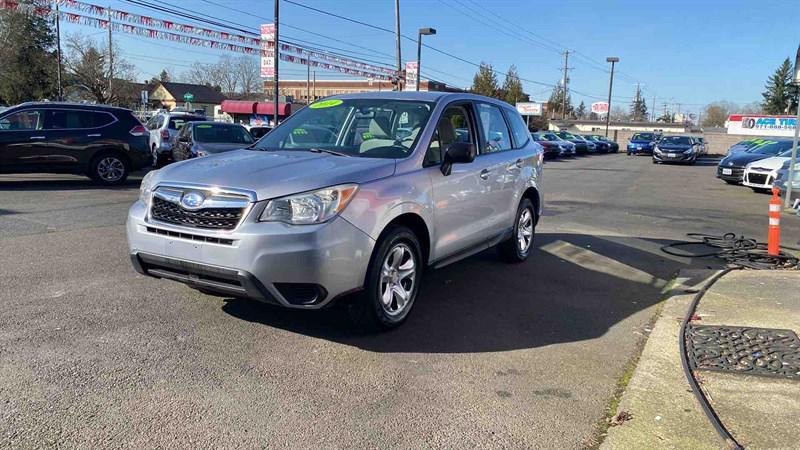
<box><xmin>2</xmin><ymin>0</ymin><xmax>398</xmax><ymax>81</ymax></box>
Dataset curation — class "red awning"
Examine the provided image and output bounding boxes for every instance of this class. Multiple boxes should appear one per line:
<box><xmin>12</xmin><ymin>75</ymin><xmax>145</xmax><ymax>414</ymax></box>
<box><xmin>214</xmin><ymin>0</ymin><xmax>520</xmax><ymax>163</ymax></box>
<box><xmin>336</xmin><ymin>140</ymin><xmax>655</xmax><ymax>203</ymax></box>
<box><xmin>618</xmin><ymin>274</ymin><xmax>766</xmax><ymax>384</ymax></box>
<box><xmin>255</xmin><ymin>102</ymin><xmax>292</xmax><ymax>116</ymax></box>
<box><xmin>220</xmin><ymin>100</ymin><xmax>256</xmax><ymax>114</ymax></box>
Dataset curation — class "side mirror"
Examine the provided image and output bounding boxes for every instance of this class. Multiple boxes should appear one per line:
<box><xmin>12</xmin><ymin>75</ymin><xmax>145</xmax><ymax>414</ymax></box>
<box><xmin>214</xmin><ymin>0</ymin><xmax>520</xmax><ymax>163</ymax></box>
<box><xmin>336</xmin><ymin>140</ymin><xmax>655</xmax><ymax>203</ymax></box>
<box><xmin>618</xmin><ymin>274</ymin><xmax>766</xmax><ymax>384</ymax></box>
<box><xmin>441</xmin><ymin>142</ymin><xmax>476</xmax><ymax>176</ymax></box>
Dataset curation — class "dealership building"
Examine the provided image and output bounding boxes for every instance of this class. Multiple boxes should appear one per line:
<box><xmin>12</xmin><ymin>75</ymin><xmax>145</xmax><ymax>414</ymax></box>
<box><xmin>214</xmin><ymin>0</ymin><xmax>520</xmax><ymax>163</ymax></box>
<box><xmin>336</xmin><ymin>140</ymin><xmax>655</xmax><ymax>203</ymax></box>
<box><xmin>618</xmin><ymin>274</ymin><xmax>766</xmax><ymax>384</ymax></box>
<box><xmin>725</xmin><ymin>114</ymin><xmax>798</xmax><ymax>137</ymax></box>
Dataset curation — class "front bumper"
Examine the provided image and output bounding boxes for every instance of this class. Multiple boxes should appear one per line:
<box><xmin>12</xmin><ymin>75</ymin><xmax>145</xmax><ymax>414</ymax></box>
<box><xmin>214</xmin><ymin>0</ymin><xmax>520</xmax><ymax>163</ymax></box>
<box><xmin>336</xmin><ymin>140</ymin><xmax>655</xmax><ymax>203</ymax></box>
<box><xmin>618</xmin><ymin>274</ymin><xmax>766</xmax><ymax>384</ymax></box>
<box><xmin>653</xmin><ymin>151</ymin><xmax>694</xmax><ymax>162</ymax></box>
<box><xmin>628</xmin><ymin>144</ymin><xmax>653</xmax><ymax>154</ymax></box>
<box><xmin>742</xmin><ymin>170</ymin><xmax>776</xmax><ymax>189</ymax></box>
<box><xmin>716</xmin><ymin>165</ymin><xmax>745</xmax><ymax>182</ymax></box>
<box><xmin>126</xmin><ymin>200</ymin><xmax>375</xmax><ymax>309</ymax></box>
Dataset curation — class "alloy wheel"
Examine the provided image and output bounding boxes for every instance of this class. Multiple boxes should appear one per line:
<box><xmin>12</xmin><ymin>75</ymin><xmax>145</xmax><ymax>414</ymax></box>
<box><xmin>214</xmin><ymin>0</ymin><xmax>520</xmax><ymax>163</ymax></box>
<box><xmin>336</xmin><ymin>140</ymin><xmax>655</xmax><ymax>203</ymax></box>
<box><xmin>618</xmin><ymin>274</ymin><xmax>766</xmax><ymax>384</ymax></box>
<box><xmin>97</xmin><ymin>156</ymin><xmax>125</xmax><ymax>182</ymax></box>
<box><xmin>517</xmin><ymin>207</ymin><xmax>534</xmax><ymax>252</ymax></box>
<box><xmin>379</xmin><ymin>243</ymin><xmax>417</xmax><ymax>316</ymax></box>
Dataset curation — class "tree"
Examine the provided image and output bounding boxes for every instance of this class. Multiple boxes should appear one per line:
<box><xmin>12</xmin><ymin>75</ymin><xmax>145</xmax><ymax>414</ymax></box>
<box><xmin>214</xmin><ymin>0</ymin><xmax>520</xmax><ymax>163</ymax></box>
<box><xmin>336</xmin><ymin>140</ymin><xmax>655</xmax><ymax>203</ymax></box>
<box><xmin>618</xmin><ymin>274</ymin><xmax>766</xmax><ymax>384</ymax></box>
<box><xmin>182</xmin><ymin>55</ymin><xmax>260</xmax><ymax>96</ymax></box>
<box><xmin>701</xmin><ymin>102</ymin><xmax>734</xmax><ymax>128</ymax></box>
<box><xmin>657</xmin><ymin>112</ymin><xmax>674</xmax><ymax>123</ymax></box>
<box><xmin>501</xmin><ymin>65</ymin><xmax>527</xmax><ymax>105</ymax></box>
<box><xmin>0</xmin><ymin>1</ymin><xmax>57</xmax><ymax>104</ymax></box>
<box><xmin>761</xmin><ymin>58</ymin><xmax>799</xmax><ymax>114</ymax></box>
<box><xmin>630</xmin><ymin>85</ymin><xmax>648</xmax><ymax>121</ymax></box>
<box><xmin>235</xmin><ymin>56</ymin><xmax>261</xmax><ymax>96</ymax></box>
<box><xmin>471</xmin><ymin>62</ymin><xmax>499</xmax><ymax>98</ymax></box>
<box><xmin>547</xmin><ymin>85</ymin><xmax>572</xmax><ymax>118</ymax></box>
<box><xmin>576</xmin><ymin>101</ymin><xmax>586</xmax><ymax>119</ymax></box>
<box><xmin>63</xmin><ymin>33</ymin><xmax>136</xmax><ymax>105</ymax></box>
<box><xmin>610</xmin><ymin>105</ymin><xmax>630</xmax><ymax>121</ymax></box>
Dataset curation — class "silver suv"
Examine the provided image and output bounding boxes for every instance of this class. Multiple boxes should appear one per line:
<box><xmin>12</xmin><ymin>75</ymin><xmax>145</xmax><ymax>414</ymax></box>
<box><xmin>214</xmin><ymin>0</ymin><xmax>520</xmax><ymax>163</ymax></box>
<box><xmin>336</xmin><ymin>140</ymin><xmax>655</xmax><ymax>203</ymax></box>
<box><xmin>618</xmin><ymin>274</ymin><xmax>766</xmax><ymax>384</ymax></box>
<box><xmin>127</xmin><ymin>92</ymin><xmax>544</xmax><ymax>329</ymax></box>
<box><xmin>145</xmin><ymin>111</ymin><xmax>206</xmax><ymax>167</ymax></box>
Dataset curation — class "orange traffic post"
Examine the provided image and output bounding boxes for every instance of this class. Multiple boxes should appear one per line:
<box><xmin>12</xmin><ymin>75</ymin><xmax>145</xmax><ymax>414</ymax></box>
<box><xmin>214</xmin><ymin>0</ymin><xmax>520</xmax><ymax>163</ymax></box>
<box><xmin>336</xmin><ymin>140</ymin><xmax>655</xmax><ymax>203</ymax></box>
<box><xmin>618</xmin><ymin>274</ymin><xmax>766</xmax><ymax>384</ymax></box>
<box><xmin>768</xmin><ymin>187</ymin><xmax>782</xmax><ymax>256</ymax></box>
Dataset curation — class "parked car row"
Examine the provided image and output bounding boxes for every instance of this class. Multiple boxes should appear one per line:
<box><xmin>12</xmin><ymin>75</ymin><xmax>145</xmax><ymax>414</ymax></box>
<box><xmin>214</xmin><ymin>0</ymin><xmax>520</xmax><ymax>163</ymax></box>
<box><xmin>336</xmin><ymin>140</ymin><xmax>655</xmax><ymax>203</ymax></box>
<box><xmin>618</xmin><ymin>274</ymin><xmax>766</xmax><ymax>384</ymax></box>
<box><xmin>623</xmin><ymin>133</ymin><xmax>706</xmax><ymax>165</ymax></box>
<box><xmin>717</xmin><ymin>138</ymin><xmax>796</xmax><ymax>192</ymax></box>
<box><xmin>531</xmin><ymin>131</ymin><xmax>619</xmax><ymax>158</ymax></box>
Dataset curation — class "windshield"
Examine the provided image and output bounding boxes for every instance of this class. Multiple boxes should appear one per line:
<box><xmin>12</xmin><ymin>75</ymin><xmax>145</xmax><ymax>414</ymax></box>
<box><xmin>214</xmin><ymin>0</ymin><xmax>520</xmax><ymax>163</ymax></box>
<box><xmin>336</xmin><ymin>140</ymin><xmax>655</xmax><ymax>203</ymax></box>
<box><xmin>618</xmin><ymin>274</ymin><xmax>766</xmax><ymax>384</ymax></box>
<box><xmin>194</xmin><ymin>124</ymin><xmax>254</xmax><ymax>144</ymax></box>
<box><xmin>253</xmin><ymin>98</ymin><xmax>435</xmax><ymax>159</ymax></box>
<box><xmin>748</xmin><ymin>140</ymin><xmax>793</xmax><ymax>155</ymax></box>
<box><xmin>540</xmin><ymin>133</ymin><xmax>561</xmax><ymax>141</ymax></box>
<box><xmin>556</xmin><ymin>131</ymin><xmax>575</xmax><ymax>139</ymax></box>
<box><xmin>631</xmin><ymin>133</ymin><xmax>655</xmax><ymax>141</ymax></box>
<box><xmin>658</xmin><ymin>136</ymin><xmax>692</xmax><ymax>145</ymax></box>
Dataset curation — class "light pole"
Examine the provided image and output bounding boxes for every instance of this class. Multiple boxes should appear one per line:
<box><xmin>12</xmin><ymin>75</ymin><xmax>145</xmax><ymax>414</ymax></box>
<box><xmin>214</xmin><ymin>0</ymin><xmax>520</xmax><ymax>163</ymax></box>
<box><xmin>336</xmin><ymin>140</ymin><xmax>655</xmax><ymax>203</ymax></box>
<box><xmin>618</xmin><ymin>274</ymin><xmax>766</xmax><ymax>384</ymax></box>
<box><xmin>785</xmin><ymin>44</ymin><xmax>800</xmax><ymax>208</ymax></box>
<box><xmin>605</xmin><ymin>57</ymin><xmax>619</xmax><ymax>138</ymax></box>
<box><xmin>416</xmin><ymin>27</ymin><xmax>436</xmax><ymax>91</ymax></box>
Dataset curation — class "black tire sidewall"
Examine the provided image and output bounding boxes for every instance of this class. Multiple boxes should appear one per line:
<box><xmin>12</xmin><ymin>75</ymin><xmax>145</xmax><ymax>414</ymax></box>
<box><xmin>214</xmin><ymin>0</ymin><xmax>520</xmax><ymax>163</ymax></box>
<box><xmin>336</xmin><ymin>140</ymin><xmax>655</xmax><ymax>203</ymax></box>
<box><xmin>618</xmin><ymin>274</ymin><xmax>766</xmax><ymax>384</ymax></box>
<box><xmin>363</xmin><ymin>226</ymin><xmax>422</xmax><ymax>328</ymax></box>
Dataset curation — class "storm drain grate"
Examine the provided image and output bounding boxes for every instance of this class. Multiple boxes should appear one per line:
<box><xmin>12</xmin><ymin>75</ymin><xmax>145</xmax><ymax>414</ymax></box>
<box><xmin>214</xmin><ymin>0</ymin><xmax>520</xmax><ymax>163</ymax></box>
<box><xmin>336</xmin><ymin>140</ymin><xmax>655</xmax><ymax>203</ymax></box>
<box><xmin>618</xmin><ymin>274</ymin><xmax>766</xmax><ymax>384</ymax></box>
<box><xmin>686</xmin><ymin>325</ymin><xmax>800</xmax><ymax>380</ymax></box>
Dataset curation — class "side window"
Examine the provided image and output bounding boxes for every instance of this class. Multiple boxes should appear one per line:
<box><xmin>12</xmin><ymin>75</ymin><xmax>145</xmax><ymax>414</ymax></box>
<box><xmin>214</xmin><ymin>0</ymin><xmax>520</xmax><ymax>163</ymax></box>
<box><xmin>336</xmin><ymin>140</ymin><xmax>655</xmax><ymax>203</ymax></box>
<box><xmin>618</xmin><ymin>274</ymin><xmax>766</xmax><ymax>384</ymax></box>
<box><xmin>425</xmin><ymin>105</ymin><xmax>472</xmax><ymax>167</ymax></box>
<box><xmin>180</xmin><ymin>123</ymin><xmax>192</xmax><ymax>140</ymax></box>
<box><xmin>0</xmin><ymin>110</ymin><xmax>42</xmax><ymax>130</ymax></box>
<box><xmin>504</xmin><ymin>108</ymin><xmax>530</xmax><ymax>148</ymax></box>
<box><xmin>43</xmin><ymin>110</ymin><xmax>99</xmax><ymax>129</ymax></box>
<box><xmin>476</xmin><ymin>103</ymin><xmax>512</xmax><ymax>153</ymax></box>
<box><xmin>90</xmin><ymin>112</ymin><xmax>115</xmax><ymax>128</ymax></box>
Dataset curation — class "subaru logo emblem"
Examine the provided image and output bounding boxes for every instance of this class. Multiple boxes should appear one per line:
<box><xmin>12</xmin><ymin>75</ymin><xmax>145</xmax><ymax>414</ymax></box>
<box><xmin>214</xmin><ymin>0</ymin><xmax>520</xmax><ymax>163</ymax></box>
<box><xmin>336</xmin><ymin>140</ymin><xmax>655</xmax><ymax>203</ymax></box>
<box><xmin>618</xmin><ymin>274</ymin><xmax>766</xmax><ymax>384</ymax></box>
<box><xmin>180</xmin><ymin>191</ymin><xmax>205</xmax><ymax>210</ymax></box>
<box><xmin>728</xmin><ymin>162</ymin><xmax>734</xmax><ymax>166</ymax></box>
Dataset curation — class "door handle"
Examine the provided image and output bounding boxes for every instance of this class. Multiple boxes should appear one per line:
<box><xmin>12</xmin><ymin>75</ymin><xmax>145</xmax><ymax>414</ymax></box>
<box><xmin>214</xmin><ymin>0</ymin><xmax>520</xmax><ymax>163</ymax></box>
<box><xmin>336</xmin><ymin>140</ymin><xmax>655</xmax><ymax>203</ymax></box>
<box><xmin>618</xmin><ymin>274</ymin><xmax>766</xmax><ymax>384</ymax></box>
<box><xmin>87</xmin><ymin>133</ymin><xmax>101</xmax><ymax>137</ymax></box>
<box><xmin>30</xmin><ymin>136</ymin><xmax>46</xmax><ymax>140</ymax></box>
<box><xmin>479</xmin><ymin>169</ymin><xmax>490</xmax><ymax>180</ymax></box>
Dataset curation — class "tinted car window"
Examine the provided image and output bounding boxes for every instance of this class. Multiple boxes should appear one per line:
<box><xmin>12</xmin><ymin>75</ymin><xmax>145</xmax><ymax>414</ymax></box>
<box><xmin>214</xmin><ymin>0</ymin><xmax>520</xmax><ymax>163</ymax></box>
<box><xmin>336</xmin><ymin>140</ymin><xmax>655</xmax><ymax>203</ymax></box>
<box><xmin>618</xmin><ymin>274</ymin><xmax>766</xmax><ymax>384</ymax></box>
<box><xmin>476</xmin><ymin>103</ymin><xmax>511</xmax><ymax>153</ymax></box>
<box><xmin>193</xmin><ymin>124</ymin><xmax>254</xmax><ymax>144</ymax></box>
<box><xmin>42</xmin><ymin>110</ymin><xmax>115</xmax><ymax>129</ymax></box>
<box><xmin>749</xmin><ymin>140</ymin><xmax>793</xmax><ymax>155</ymax></box>
<box><xmin>504</xmin><ymin>108</ymin><xmax>530</xmax><ymax>148</ymax></box>
<box><xmin>169</xmin><ymin>116</ymin><xmax>205</xmax><ymax>130</ymax></box>
<box><xmin>0</xmin><ymin>110</ymin><xmax>42</xmax><ymax>130</ymax></box>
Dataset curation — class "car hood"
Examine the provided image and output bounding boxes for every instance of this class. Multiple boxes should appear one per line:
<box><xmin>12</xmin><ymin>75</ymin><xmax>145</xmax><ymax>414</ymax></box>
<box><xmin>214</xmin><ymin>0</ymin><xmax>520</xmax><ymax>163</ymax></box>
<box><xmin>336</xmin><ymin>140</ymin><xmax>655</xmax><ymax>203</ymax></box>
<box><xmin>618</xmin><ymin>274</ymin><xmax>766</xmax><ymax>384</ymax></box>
<box><xmin>719</xmin><ymin>152</ymin><xmax>772</xmax><ymax>168</ymax></box>
<box><xmin>196</xmin><ymin>142</ymin><xmax>251</xmax><ymax>153</ymax></box>
<box><xmin>153</xmin><ymin>149</ymin><xmax>396</xmax><ymax>201</ymax></box>
<box><xmin>746</xmin><ymin>156</ymin><xmax>790</xmax><ymax>171</ymax></box>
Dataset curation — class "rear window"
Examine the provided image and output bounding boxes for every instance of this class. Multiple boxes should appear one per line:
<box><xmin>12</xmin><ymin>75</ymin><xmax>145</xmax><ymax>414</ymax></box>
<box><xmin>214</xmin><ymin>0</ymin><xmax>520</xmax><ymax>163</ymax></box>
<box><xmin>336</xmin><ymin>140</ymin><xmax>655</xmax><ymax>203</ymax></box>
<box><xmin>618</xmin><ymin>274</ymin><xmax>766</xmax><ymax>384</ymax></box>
<box><xmin>194</xmin><ymin>124</ymin><xmax>254</xmax><ymax>144</ymax></box>
<box><xmin>631</xmin><ymin>133</ymin><xmax>655</xmax><ymax>141</ymax></box>
<box><xmin>169</xmin><ymin>116</ymin><xmax>205</xmax><ymax>130</ymax></box>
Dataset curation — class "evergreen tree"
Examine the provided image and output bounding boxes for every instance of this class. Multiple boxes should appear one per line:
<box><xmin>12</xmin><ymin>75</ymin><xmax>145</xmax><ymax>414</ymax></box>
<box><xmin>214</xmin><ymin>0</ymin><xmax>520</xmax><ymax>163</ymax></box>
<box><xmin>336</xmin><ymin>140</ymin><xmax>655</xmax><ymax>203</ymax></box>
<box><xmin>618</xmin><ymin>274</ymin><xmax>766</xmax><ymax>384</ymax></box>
<box><xmin>547</xmin><ymin>85</ymin><xmax>572</xmax><ymax>118</ymax></box>
<box><xmin>501</xmin><ymin>65</ymin><xmax>527</xmax><ymax>104</ymax></box>
<box><xmin>761</xmin><ymin>58</ymin><xmax>799</xmax><ymax>114</ymax></box>
<box><xmin>576</xmin><ymin>101</ymin><xmax>586</xmax><ymax>119</ymax></box>
<box><xmin>471</xmin><ymin>62</ymin><xmax>499</xmax><ymax>98</ymax></box>
<box><xmin>630</xmin><ymin>85</ymin><xmax>648</xmax><ymax>121</ymax></box>
<box><xmin>159</xmin><ymin>69</ymin><xmax>171</xmax><ymax>82</ymax></box>
<box><xmin>0</xmin><ymin>2</ymin><xmax>57</xmax><ymax>104</ymax></box>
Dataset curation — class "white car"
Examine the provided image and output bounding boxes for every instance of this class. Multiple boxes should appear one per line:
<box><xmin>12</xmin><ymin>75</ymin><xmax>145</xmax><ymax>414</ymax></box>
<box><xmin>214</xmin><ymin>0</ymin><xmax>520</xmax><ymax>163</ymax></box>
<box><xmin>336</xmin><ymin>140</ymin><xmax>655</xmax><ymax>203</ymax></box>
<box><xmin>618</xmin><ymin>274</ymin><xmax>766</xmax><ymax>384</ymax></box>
<box><xmin>742</xmin><ymin>149</ymin><xmax>794</xmax><ymax>191</ymax></box>
<box><xmin>144</xmin><ymin>111</ymin><xmax>206</xmax><ymax>167</ymax></box>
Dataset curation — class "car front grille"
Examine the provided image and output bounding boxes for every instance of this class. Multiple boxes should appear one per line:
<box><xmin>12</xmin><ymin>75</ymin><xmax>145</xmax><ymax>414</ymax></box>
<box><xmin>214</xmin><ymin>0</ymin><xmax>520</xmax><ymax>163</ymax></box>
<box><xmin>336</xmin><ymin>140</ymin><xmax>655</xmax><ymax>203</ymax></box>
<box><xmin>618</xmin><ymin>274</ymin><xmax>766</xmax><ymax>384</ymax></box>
<box><xmin>149</xmin><ymin>186</ymin><xmax>252</xmax><ymax>231</ymax></box>
<box><xmin>746</xmin><ymin>172</ymin><xmax>769</xmax><ymax>185</ymax></box>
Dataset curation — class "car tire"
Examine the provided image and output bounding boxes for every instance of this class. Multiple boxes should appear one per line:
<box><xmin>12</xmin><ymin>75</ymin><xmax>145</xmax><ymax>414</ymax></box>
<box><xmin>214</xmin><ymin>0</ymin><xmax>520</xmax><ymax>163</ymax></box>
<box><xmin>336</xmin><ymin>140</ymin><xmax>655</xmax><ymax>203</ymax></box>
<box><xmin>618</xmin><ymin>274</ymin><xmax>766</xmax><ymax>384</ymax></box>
<box><xmin>652</xmin><ymin>159</ymin><xmax>658</xmax><ymax>164</ymax></box>
<box><xmin>724</xmin><ymin>180</ymin><xmax>738</xmax><ymax>185</ymax></box>
<box><xmin>498</xmin><ymin>198</ymin><xmax>536</xmax><ymax>263</ymax></box>
<box><xmin>152</xmin><ymin>146</ymin><xmax>165</xmax><ymax>168</ymax></box>
<box><xmin>350</xmin><ymin>225</ymin><xmax>423</xmax><ymax>330</ymax></box>
<box><xmin>89</xmin><ymin>152</ymin><xmax>130</xmax><ymax>185</ymax></box>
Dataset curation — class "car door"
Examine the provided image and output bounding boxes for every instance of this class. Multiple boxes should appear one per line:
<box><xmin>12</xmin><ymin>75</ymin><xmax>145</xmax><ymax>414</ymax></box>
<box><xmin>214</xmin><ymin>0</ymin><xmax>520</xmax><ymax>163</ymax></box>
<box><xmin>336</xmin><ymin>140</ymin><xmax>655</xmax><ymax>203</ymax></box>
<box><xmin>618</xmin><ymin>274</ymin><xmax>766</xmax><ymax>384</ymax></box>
<box><xmin>0</xmin><ymin>108</ymin><xmax>45</xmax><ymax>172</ymax></box>
<box><xmin>38</xmin><ymin>109</ymin><xmax>113</xmax><ymax>172</ymax></box>
<box><xmin>427</xmin><ymin>102</ymin><xmax>501</xmax><ymax>259</ymax></box>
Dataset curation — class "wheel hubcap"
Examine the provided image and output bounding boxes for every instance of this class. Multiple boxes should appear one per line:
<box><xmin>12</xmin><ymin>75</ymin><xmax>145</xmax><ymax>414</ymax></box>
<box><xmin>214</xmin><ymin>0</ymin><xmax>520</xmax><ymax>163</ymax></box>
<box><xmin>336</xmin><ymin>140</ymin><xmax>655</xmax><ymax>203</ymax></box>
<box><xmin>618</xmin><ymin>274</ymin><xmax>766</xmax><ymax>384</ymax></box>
<box><xmin>517</xmin><ymin>208</ymin><xmax>534</xmax><ymax>252</ymax></box>
<box><xmin>379</xmin><ymin>243</ymin><xmax>416</xmax><ymax>316</ymax></box>
<box><xmin>97</xmin><ymin>157</ymin><xmax>124</xmax><ymax>181</ymax></box>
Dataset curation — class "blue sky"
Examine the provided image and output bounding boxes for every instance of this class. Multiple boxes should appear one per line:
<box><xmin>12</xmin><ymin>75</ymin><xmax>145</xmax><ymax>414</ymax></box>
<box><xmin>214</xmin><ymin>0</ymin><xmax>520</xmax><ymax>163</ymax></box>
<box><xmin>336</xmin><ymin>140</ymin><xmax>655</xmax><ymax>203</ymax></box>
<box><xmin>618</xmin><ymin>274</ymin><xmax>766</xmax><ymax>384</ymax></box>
<box><xmin>59</xmin><ymin>0</ymin><xmax>800</xmax><ymax>117</ymax></box>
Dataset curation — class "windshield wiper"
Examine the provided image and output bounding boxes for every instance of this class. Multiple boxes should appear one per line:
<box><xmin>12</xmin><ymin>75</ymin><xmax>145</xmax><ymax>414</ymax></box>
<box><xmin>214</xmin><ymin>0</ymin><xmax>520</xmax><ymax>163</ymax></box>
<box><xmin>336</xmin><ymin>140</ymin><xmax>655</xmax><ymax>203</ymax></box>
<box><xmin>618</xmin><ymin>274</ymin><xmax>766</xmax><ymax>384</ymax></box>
<box><xmin>308</xmin><ymin>148</ymin><xmax>351</xmax><ymax>157</ymax></box>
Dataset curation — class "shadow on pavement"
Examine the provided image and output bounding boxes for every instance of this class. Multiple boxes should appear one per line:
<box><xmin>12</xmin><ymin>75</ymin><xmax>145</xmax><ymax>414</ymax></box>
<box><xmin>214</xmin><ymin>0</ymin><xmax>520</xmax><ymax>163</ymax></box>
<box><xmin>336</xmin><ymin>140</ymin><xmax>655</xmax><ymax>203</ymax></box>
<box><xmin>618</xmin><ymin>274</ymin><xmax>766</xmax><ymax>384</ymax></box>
<box><xmin>222</xmin><ymin>232</ymin><xmax>709</xmax><ymax>353</ymax></box>
<box><xmin>0</xmin><ymin>174</ymin><xmax>144</xmax><ymax>191</ymax></box>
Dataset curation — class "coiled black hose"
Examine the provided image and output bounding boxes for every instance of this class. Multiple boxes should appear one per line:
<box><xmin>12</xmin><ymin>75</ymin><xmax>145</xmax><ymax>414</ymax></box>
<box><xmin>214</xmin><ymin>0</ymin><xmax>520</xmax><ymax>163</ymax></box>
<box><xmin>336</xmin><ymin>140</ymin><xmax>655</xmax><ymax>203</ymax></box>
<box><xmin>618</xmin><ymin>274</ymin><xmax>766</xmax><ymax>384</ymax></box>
<box><xmin>661</xmin><ymin>232</ymin><xmax>798</xmax><ymax>270</ymax></box>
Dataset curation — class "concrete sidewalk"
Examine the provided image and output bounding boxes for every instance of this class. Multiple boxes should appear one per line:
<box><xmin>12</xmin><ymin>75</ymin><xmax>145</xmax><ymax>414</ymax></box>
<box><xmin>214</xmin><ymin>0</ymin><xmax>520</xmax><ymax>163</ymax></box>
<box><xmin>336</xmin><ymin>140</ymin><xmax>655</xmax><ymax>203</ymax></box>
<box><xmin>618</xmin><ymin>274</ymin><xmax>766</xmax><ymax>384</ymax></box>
<box><xmin>600</xmin><ymin>269</ymin><xmax>800</xmax><ymax>449</ymax></box>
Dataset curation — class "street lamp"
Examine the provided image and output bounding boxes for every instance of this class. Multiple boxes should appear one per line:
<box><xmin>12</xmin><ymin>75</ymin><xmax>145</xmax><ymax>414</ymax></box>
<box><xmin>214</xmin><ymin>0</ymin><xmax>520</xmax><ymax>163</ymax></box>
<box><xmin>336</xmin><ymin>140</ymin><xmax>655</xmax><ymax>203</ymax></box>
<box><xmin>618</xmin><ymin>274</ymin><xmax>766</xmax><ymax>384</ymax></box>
<box><xmin>605</xmin><ymin>57</ymin><xmax>619</xmax><ymax>138</ymax></box>
<box><xmin>416</xmin><ymin>27</ymin><xmax>436</xmax><ymax>92</ymax></box>
<box><xmin>785</xmin><ymin>44</ymin><xmax>800</xmax><ymax>208</ymax></box>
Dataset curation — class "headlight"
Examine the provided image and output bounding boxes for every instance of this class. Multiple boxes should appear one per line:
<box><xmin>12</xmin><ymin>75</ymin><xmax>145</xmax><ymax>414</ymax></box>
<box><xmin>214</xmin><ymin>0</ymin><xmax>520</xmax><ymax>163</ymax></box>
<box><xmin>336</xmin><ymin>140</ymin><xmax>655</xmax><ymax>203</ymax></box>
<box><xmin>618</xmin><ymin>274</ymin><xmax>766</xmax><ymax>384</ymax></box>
<box><xmin>684</xmin><ymin>148</ymin><xmax>694</xmax><ymax>154</ymax></box>
<box><xmin>139</xmin><ymin>170</ymin><xmax>156</xmax><ymax>207</ymax></box>
<box><xmin>653</xmin><ymin>146</ymin><xmax>661</xmax><ymax>153</ymax></box>
<box><xmin>259</xmin><ymin>184</ymin><xmax>359</xmax><ymax>225</ymax></box>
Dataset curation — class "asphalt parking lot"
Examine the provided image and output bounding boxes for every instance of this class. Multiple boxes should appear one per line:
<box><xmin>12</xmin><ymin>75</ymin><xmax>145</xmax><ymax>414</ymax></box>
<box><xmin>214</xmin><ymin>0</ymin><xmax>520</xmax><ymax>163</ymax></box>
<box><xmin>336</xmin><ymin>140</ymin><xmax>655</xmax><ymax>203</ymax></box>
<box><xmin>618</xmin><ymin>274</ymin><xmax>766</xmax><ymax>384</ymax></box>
<box><xmin>2</xmin><ymin>153</ymin><xmax>798</xmax><ymax>448</ymax></box>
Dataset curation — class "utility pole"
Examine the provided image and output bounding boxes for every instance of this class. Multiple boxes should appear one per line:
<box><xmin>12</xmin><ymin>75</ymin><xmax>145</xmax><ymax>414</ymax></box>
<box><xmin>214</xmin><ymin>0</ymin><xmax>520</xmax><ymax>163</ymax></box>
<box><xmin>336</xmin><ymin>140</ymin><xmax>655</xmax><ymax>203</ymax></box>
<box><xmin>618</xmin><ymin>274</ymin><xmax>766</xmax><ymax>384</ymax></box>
<box><xmin>273</xmin><ymin>0</ymin><xmax>280</xmax><ymax>126</ymax></box>
<box><xmin>561</xmin><ymin>50</ymin><xmax>570</xmax><ymax>120</ymax></box>
<box><xmin>55</xmin><ymin>2</ymin><xmax>63</xmax><ymax>101</ymax></box>
<box><xmin>633</xmin><ymin>83</ymin><xmax>640</xmax><ymax>121</ymax></box>
<box><xmin>312</xmin><ymin>70</ymin><xmax>316</xmax><ymax>100</ymax></box>
<box><xmin>651</xmin><ymin>95</ymin><xmax>656</xmax><ymax>122</ymax></box>
<box><xmin>604</xmin><ymin>57</ymin><xmax>619</xmax><ymax>137</ymax></box>
<box><xmin>306</xmin><ymin>50</ymin><xmax>310</xmax><ymax>104</ymax></box>
<box><xmin>394</xmin><ymin>0</ymin><xmax>401</xmax><ymax>91</ymax></box>
<box><xmin>784</xmin><ymin>44</ymin><xmax>800</xmax><ymax>208</ymax></box>
<box><xmin>107</xmin><ymin>7</ymin><xmax>113</xmax><ymax>104</ymax></box>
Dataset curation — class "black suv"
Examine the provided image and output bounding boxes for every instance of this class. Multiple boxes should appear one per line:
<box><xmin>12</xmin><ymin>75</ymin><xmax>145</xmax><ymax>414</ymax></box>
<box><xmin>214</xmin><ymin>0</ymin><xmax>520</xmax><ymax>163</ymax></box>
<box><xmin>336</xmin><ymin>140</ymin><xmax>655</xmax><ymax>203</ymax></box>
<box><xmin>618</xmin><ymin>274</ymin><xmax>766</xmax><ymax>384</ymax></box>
<box><xmin>0</xmin><ymin>102</ymin><xmax>150</xmax><ymax>184</ymax></box>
